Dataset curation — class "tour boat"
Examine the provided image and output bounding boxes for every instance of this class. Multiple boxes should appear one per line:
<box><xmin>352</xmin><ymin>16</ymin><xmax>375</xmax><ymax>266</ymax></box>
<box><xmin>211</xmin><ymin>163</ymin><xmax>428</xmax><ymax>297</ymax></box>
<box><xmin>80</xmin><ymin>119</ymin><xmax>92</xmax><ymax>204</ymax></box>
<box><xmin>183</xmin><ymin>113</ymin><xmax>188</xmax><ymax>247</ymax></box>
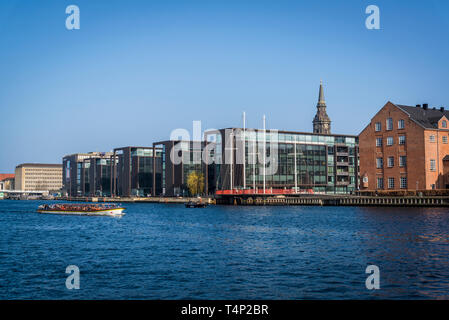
<box><xmin>37</xmin><ymin>203</ymin><xmax>125</xmax><ymax>217</ymax></box>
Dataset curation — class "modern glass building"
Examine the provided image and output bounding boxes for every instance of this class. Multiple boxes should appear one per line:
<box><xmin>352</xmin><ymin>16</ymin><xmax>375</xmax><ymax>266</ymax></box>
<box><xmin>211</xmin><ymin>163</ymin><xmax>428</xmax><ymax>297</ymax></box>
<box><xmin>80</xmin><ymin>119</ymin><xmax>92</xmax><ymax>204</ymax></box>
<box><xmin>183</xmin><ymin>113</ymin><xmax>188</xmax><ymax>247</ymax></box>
<box><xmin>81</xmin><ymin>157</ymin><xmax>115</xmax><ymax>197</ymax></box>
<box><xmin>205</xmin><ymin>128</ymin><xmax>359</xmax><ymax>195</ymax></box>
<box><xmin>152</xmin><ymin>140</ymin><xmax>206</xmax><ymax>196</ymax></box>
<box><xmin>112</xmin><ymin>147</ymin><xmax>163</xmax><ymax>197</ymax></box>
<box><xmin>62</xmin><ymin>152</ymin><xmax>112</xmax><ymax>197</ymax></box>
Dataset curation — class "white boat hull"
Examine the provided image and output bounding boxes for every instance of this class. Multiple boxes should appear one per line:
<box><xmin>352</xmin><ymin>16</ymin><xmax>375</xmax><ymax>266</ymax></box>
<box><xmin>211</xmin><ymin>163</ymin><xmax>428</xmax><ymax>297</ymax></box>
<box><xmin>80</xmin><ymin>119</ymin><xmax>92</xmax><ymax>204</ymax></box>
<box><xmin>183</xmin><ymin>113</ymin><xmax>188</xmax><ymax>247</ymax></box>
<box><xmin>37</xmin><ymin>208</ymin><xmax>125</xmax><ymax>217</ymax></box>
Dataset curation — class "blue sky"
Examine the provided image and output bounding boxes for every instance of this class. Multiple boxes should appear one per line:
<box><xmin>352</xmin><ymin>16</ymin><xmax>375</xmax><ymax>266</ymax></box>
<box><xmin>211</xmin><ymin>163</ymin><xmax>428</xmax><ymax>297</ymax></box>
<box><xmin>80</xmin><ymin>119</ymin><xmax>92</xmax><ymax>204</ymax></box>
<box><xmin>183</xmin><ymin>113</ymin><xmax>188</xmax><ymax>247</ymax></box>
<box><xmin>0</xmin><ymin>0</ymin><xmax>448</xmax><ymax>172</ymax></box>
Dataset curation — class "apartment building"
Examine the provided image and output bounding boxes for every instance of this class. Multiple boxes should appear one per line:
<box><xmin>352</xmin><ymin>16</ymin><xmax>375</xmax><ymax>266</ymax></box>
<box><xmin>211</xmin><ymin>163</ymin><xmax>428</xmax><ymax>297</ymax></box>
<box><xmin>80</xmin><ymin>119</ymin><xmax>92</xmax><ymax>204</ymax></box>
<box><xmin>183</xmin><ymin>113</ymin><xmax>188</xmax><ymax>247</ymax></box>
<box><xmin>14</xmin><ymin>163</ymin><xmax>62</xmax><ymax>192</ymax></box>
<box><xmin>359</xmin><ymin>101</ymin><xmax>449</xmax><ymax>191</ymax></box>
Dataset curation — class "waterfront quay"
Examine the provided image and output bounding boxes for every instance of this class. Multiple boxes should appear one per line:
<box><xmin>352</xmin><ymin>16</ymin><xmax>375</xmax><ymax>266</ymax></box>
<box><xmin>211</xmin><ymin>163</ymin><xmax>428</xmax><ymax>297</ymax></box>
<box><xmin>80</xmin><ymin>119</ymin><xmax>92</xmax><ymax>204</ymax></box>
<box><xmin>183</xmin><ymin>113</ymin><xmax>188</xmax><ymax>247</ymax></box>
<box><xmin>214</xmin><ymin>193</ymin><xmax>449</xmax><ymax>207</ymax></box>
<box><xmin>58</xmin><ymin>193</ymin><xmax>449</xmax><ymax>207</ymax></box>
<box><xmin>60</xmin><ymin>196</ymin><xmax>214</xmax><ymax>204</ymax></box>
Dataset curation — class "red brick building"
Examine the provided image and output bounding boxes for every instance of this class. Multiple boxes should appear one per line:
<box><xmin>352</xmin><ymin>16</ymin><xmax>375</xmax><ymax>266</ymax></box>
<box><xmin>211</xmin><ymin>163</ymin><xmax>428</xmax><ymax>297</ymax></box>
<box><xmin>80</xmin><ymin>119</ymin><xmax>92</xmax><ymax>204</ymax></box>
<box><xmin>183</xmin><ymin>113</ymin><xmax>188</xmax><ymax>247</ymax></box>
<box><xmin>359</xmin><ymin>101</ymin><xmax>449</xmax><ymax>191</ymax></box>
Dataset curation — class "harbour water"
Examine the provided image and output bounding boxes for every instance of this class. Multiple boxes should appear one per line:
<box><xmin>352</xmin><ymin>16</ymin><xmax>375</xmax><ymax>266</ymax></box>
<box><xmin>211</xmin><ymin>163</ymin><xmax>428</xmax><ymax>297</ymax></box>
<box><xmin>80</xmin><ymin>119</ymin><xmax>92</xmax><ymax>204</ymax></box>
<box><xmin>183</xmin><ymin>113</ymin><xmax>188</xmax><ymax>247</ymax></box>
<box><xmin>1</xmin><ymin>200</ymin><xmax>449</xmax><ymax>299</ymax></box>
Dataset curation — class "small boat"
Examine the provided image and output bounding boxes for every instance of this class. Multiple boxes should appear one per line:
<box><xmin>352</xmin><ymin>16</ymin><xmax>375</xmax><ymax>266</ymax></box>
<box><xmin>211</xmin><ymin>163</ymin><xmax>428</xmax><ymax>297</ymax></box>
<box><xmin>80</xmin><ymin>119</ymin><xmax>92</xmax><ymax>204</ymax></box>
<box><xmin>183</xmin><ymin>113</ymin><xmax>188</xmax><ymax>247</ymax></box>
<box><xmin>37</xmin><ymin>203</ymin><xmax>125</xmax><ymax>217</ymax></box>
<box><xmin>185</xmin><ymin>201</ymin><xmax>208</xmax><ymax>208</ymax></box>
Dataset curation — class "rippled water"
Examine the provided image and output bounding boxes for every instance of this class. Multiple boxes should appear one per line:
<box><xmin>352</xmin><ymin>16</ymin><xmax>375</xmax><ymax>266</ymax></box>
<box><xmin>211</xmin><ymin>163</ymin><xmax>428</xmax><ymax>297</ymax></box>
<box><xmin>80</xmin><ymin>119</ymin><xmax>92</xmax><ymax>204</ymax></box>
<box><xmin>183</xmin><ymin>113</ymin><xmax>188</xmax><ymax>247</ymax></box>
<box><xmin>1</xmin><ymin>200</ymin><xmax>449</xmax><ymax>299</ymax></box>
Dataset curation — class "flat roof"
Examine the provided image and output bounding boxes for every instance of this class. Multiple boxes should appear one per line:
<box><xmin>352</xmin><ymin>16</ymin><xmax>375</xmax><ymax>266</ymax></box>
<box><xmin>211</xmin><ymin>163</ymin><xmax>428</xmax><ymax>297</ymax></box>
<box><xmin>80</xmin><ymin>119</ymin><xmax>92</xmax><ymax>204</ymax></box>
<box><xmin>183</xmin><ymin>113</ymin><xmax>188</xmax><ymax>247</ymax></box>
<box><xmin>15</xmin><ymin>163</ymin><xmax>62</xmax><ymax>169</ymax></box>
<box><xmin>153</xmin><ymin>140</ymin><xmax>206</xmax><ymax>145</ymax></box>
<box><xmin>206</xmin><ymin>128</ymin><xmax>358</xmax><ymax>138</ymax></box>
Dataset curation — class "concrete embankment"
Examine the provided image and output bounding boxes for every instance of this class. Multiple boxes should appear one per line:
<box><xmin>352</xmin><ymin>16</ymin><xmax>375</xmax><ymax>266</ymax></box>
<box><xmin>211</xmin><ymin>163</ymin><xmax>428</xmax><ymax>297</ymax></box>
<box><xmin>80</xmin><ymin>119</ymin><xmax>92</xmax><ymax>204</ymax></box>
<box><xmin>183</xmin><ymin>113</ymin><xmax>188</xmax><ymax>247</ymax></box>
<box><xmin>59</xmin><ymin>196</ymin><xmax>215</xmax><ymax>204</ymax></box>
<box><xmin>215</xmin><ymin>195</ymin><xmax>449</xmax><ymax>207</ymax></box>
<box><xmin>57</xmin><ymin>195</ymin><xmax>449</xmax><ymax>207</ymax></box>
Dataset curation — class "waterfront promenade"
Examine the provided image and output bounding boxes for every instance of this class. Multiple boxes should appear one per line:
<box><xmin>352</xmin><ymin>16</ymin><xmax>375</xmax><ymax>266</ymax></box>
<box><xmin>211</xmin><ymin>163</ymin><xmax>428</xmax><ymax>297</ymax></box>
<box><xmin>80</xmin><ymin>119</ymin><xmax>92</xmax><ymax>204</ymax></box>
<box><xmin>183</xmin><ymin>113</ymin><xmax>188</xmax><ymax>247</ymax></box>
<box><xmin>57</xmin><ymin>194</ymin><xmax>449</xmax><ymax>207</ymax></box>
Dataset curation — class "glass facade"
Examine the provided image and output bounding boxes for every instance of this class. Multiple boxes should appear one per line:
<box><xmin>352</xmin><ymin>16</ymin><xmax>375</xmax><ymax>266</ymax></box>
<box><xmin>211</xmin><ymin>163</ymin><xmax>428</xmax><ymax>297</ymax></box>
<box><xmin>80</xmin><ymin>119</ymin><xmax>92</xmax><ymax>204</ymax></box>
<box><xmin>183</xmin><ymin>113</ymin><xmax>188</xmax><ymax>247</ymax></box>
<box><xmin>114</xmin><ymin>147</ymin><xmax>163</xmax><ymax>197</ymax></box>
<box><xmin>62</xmin><ymin>152</ymin><xmax>114</xmax><ymax>197</ymax></box>
<box><xmin>155</xmin><ymin>141</ymin><xmax>206</xmax><ymax>196</ymax></box>
<box><xmin>206</xmin><ymin>129</ymin><xmax>359</xmax><ymax>194</ymax></box>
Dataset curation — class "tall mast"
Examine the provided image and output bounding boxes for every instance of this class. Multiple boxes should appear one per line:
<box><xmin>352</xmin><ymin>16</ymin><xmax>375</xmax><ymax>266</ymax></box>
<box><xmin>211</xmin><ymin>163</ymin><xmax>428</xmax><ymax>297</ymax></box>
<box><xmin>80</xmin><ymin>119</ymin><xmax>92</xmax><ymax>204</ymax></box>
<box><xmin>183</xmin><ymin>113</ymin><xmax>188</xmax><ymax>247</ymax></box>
<box><xmin>294</xmin><ymin>138</ymin><xmax>297</xmax><ymax>193</ymax></box>
<box><xmin>243</xmin><ymin>112</ymin><xmax>246</xmax><ymax>189</ymax></box>
<box><xmin>263</xmin><ymin>114</ymin><xmax>266</xmax><ymax>194</ymax></box>
<box><xmin>253</xmin><ymin>128</ymin><xmax>256</xmax><ymax>192</ymax></box>
<box><xmin>230</xmin><ymin>130</ymin><xmax>233</xmax><ymax>191</ymax></box>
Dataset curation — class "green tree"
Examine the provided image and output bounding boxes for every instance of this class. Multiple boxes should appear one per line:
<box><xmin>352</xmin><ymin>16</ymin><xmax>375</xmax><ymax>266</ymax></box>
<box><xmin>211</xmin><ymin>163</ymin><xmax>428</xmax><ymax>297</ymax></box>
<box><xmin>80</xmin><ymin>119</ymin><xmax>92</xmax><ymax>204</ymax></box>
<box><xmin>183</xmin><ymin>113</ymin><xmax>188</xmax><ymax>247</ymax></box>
<box><xmin>186</xmin><ymin>171</ymin><xmax>204</xmax><ymax>196</ymax></box>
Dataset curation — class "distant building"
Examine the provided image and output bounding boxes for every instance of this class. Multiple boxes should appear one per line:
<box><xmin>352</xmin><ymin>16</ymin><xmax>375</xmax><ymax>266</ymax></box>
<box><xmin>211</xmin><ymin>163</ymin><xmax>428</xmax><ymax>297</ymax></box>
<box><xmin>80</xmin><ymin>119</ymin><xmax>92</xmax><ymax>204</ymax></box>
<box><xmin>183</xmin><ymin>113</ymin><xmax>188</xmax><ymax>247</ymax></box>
<box><xmin>359</xmin><ymin>101</ymin><xmax>449</xmax><ymax>191</ymax></box>
<box><xmin>152</xmin><ymin>140</ymin><xmax>206</xmax><ymax>196</ymax></box>
<box><xmin>111</xmin><ymin>147</ymin><xmax>163</xmax><ymax>197</ymax></box>
<box><xmin>62</xmin><ymin>152</ymin><xmax>113</xmax><ymax>197</ymax></box>
<box><xmin>313</xmin><ymin>81</ymin><xmax>331</xmax><ymax>134</ymax></box>
<box><xmin>0</xmin><ymin>174</ymin><xmax>15</xmax><ymax>191</ymax></box>
<box><xmin>14</xmin><ymin>164</ymin><xmax>62</xmax><ymax>192</ymax></box>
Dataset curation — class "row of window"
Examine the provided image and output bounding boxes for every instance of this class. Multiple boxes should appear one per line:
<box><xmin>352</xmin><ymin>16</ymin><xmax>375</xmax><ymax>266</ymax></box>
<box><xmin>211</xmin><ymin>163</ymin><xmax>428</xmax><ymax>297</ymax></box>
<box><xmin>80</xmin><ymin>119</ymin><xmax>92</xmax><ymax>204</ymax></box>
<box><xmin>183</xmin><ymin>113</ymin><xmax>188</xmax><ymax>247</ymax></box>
<box><xmin>376</xmin><ymin>136</ymin><xmax>406</xmax><ymax>147</ymax></box>
<box><xmin>429</xmin><ymin>135</ymin><xmax>448</xmax><ymax>143</ymax></box>
<box><xmin>376</xmin><ymin>156</ymin><xmax>407</xmax><ymax>168</ymax></box>
<box><xmin>375</xmin><ymin>119</ymin><xmax>405</xmax><ymax>132</ymax></box>
<box><xmin>377</xmin><ymin>177</ymin><xmax>407</xmax><ymax>189</ymax></box>
<box><xmin>376</xmin><ymin>134</ymin><xmax>448</xmax><ymax>147</ymax></box>
<box><xmin>377</xmin><ymin>157</ymin><xmax>437</xmax><ymax>171</ymax></box>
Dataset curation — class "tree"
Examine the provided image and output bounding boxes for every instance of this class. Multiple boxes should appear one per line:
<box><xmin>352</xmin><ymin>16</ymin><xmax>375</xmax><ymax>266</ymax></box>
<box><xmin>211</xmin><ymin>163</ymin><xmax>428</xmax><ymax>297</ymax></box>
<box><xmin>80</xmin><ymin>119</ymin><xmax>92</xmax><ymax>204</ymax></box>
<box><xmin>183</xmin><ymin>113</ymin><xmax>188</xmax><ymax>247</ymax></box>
<box><xmin>186</xmin><ymin>171</ymin><xmax>204</xmax><ymax>196</ymax></box>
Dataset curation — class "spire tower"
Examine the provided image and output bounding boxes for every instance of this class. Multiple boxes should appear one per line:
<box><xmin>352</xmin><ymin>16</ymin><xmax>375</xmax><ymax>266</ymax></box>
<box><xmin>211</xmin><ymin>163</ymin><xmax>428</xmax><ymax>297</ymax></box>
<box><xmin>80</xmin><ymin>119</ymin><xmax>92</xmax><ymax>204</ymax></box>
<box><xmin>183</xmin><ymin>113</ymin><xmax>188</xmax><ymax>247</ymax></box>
<box><xmin>313</xmin><ymin>80</ymin><xmax>331</xmax><ymax>134</ymax></box>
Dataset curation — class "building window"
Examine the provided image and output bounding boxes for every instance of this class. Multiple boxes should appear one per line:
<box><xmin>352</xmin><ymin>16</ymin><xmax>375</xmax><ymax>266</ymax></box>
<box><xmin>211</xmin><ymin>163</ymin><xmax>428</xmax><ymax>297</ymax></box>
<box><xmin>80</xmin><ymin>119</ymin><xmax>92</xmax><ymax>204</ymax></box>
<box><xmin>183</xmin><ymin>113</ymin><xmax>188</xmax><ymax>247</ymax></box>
<box><xmin>443</xmin><ymin>120</ymin><xmax>447</xmax><ymax>128</ymax></box>
<box><xmin>386</xmin><ymin>118</ymin><xmax>393</xmax><ymax>131</ymax></box>
<box><xmin>430</xmin><ymin>159</ymin><xmax>436</xmax><ymax>171</ymax></box>
<box><xmin>376</xmin><ymin>158</ymin><xmax>383</xmax><ymax>169</ymax></box>
<box><xmin>443</xmin><ymin>136</ymin><xmax>448</xmax><ymax>144</ymax></box>
<box><xmin>375</xmin><ymin>122</ymin><xmax>381</xmax><ymax>132</ymax></box>
<box><xmin>399</xmin><ymin>135</ymin><xmax>406</xmax><ymax>145</ymax></box>
<box><xmin>398</xmin><ymin>119</ymin><xmax>405</xmax><ymax>129</ymax></box>
<box><xmin>387</xmin><ymin>137</ymin><xmax>394</xmax><ymax>146</ymax></box>
<box><xmin>376</xmin><ymin>137</ymin><xmax>382</xmax><ymax>147</ymax></box>
<box><xmin>377</xmin><ymin>177</ymin><xmax>384</xmax><ymax>189</ymax></box>
<box><xmin>430</xmin><ymin>135</ymin><xmax>436</xmax><ymax>142</ymax></box>
<box><xmin>399</xmin><ymin>156</ymin><xmax>407</xmax><ymax>167</ymax></box>
<box><xmin>388</xmin><ymin>177</ymin><xmax>395</xmax><ymax>189</ymax></box>
<box><xmin>388</xmin><ymin>156</ymin><xmax>394</xmax><ymax>167</ymax></box>
<box><xmin>400</xmin><ymin>177</ymin><xmax>407</xmax><ymax>189</ymax></box>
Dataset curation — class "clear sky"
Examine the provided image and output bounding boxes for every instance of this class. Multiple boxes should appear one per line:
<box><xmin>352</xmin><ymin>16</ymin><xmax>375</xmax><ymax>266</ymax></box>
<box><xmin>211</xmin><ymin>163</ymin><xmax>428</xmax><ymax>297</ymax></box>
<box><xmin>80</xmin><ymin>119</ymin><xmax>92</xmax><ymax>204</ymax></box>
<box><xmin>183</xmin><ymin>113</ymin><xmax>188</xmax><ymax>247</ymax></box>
<box><xmin>0</xmin><ymin>0</ymin><xmax>448</xmax><ymax>172</ymax></box>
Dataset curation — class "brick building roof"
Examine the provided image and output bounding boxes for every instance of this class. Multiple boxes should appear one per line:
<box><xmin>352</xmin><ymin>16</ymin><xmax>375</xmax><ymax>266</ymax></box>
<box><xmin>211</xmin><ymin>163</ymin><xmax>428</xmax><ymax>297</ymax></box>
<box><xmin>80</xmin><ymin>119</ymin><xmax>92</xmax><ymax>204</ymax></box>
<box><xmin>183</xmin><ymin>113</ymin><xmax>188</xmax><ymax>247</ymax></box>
<box><xmin>395</xmin><ymin>104</ymin><xmax>449</xmax><ymax>129</ymax></box>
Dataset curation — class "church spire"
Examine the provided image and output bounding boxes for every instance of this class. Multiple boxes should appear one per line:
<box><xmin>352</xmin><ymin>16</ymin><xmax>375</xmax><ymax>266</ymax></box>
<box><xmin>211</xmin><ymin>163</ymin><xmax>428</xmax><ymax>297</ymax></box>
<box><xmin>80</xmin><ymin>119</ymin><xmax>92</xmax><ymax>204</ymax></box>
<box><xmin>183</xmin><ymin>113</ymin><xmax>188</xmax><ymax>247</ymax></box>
<box><xmin>313</xmin><ymin>80</ymin><xmax>331</xmax><ymax>134</ymax></box>
<box><xmin>318</xmin><ymin>80</ymin><xmax>325</xmax><ymax>106</ymax></box>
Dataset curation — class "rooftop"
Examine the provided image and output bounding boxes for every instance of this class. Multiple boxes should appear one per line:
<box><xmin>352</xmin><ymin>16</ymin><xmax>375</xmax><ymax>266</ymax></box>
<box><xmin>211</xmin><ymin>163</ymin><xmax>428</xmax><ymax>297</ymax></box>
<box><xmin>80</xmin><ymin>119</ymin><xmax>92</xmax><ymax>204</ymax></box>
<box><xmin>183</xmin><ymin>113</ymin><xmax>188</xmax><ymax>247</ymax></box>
<box><xmin>0</xmin><ymin>174</ymin><xmax>15</xmax><ymax>181</ymax></box>
<box><xmin>395</xmin><ymin>103</ymin><xmax>449</xmax><ymax>129</ymax></box>
<box><xmin>15</xmin><ymin>163</ymin><xmax>62</xmax><ymax>169</ymax></box>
